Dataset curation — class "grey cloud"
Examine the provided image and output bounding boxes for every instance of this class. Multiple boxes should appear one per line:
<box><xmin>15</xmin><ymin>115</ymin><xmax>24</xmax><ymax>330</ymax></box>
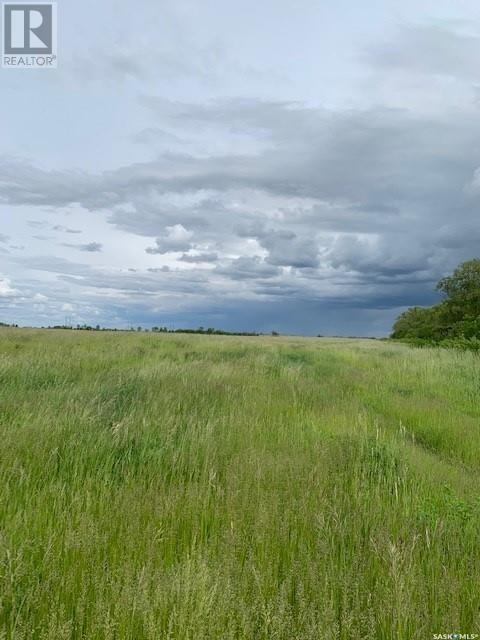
<box><xmin>110</xmin><ymin>203</ymin><xmax>210</xmax><ymax>237</ymax></box>
<box><xmin>326</xmin><ymin>234</ymin><xmax>433</xmax><ymax>278</ymax></box>
<box><xmin>235</xmin><ymin>221</ymin><xmax>267</xmax><ymax>238</ymax></box>
<box><xmin>108</xmin><ymin>195</ymin><xmax>225</xmax><ymax>238</ymax></box>
<box><xmin>63</xmin><ymin>242</ymin><xmax>103</xmax><ymax>252</ymax></box>
<box><xmin>146</xmin><ymin>224</ymin><xmax>193</xmax><ymax>254</ymax></box>
<box><xmin>366</xmin><ymin>24</ymin><xmax>480</xmax><ymax>81</ymax></box>
<box><xmin>7</xmin><ymin>248</ymin><xmax>442</xmax><ymax>336</ymax></box>
<box><xmin>260</xmin><ymin>230</ymin><xmax>319</xmax><ymax>269</ymax></box>
<box><xmin>54</xmin><ymin>225</ymin><xmax>83</xmax><ymax>234</ymax></box>
<box><xmin>14</xmin><ymin>255</ymin><xmax>93</xmax><ymax>277</ymax></box>
<box><xmin>14</xmin><ymin>255</ymin><xmax>209</xmax><ymax>296</ymax></box>
<box><xmin>104</xmin><ymin>53</ymin><xmax>146</xmax><ymax>80</ymax></box>
<box><xmin>60</xmin><ymin>267</ymin><xmax>210</xmax><ymax>297</ymax></box>
<box><xmin>236</xmin><ymin>224</ymin><xmax>319</xmax><ymax>269</ymax></box>
<box><xmin>148</xmin><ymin>266</ymin><xmax>170</xmax><ymax>273</ymax></box>
<box><xmin>28</xmin><ymin>220</ymin><xmax>49</xmax><ymax>228</ymax></box>
<box><xmin>179</xmin><ymin>252</ymin><xmax>218</xmax><ymax>263</ymax></box>
<box><xmin>80</xmin><ymin>242</ymin><xmax>103</xmax><ymax>252</ymax></box>
<box><xmin>215</xmin><ymin>256</ymin><xmax>281</xmax><ymax>280</ymax></box>
<box><xmin>2</xmin><ymin>101</ymin><xmax>478</xmax><ymax>219</ymax></box>
<box><xmin>132</xmin><ymin>128</ymin><xmax>183</xmax><ymax>146</ymax></box>
<box><xmin>74</xmin><ymin>40</ymin><xmax>229</xmax><ymax>84</ymax></box>
<box><xmin>435</xmin><ymin>222</ymin><xmax>480</xmax><ymax>251</ymax></box>
<box><xmin>8</xmin><ymin>4</ymin><xmax>480</xmax><ymax>335</ymax></box>
<box><xmin>140</xmin><ymin>96</ymin><xmax>295</xmax><ymax>138</ymax></box>
<box><xmin>2</xmin><ymin>98</ymin><xmax>480</xmax><ymax>330</ymax></box>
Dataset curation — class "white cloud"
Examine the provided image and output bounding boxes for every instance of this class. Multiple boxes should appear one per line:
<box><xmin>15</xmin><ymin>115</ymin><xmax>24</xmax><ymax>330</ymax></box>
<box><xmin>0</xmin><ymin>276</ymin><xmax>19</xmax><ymax>298</ymax></box>
<box><xmin>146</xmin><ymin>224</ymin><xmax>194</xmax><ymax>254</ymax></box>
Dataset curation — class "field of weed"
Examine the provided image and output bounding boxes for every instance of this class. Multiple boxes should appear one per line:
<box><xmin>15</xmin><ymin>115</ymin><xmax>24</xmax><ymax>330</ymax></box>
<box><xmin>0</xmin><ymin>329</ymin><xmax>479</xmax><ymax>638</ymax></box>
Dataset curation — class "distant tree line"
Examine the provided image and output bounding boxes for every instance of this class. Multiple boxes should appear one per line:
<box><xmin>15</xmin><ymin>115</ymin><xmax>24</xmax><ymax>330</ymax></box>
<box><xmin>150</xmin><ymin>326</ymin><xmax>262</xmax><ymax>336</ymax></box>
<box><xmin>391</xmin><ymin>258</ymin><xmax>480</xmax><ymax>350</ymax></box>
<box><xmin>1</xmin><ymin>321</ymin><xmax>282</xmax><ymax>337</ymax></box>
<box><xmin>41</xmin><ymin>324</ymin><xmax>266</xmax><ymax>337</ymax></box>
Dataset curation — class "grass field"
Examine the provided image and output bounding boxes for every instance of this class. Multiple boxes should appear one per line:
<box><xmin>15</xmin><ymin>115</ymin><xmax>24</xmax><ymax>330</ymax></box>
<box><xmin>0</xmin><ymin>329</ymin><xmax>479</xmax><ymax>639</ymax></box>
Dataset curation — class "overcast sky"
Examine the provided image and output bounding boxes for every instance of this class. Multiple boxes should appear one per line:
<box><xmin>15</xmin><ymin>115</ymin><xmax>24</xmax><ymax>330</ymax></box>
<box><xmin>1</xmin><ymin>0</ymin><xmax>480</xmax><ymax>335</ymax></box>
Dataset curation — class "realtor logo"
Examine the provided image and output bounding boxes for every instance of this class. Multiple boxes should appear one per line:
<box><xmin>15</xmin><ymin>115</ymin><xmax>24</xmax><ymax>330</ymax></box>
<box><xmin>2</xmin><ymin>3</ymin><xmax>57</xmax><ymax>68</ymax></box>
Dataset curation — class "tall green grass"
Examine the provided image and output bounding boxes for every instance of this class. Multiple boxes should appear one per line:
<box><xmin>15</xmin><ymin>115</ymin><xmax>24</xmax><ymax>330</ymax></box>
<box><xmin>0</xmin><ymin>329</ymin><xmax>479</xmax><ymax>638</ymax></box>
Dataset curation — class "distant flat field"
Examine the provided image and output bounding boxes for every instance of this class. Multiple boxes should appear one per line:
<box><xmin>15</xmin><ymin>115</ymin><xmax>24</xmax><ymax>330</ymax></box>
<box><xmin>1</xmin><ymin>329</ymin><xmax>479</xmax><ymax>639</ymax></box>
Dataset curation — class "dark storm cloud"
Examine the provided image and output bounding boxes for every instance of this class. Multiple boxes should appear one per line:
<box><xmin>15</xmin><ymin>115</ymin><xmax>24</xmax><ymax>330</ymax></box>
<box><xmin>215</xmin><ymin>256</ymin><xmax>281</xmax><ymax>280</ymax></box>
<box><xmin>247</xmin><ymin>227</ymin><xmax>319</xmax><ymax>269</ymax></box>
<box><xmin>326</xmin><ymin>234</ymin><xmax>434</xmax><ymax>277</ymax></box>
<box><xmin>2</xmin><ymin>90</ymin><xmax>480</xmax><ymax>331</ymax></box>
<box><xmin>1</xmin><ymin>101</ymin><xmax>479</xmax><ymax>232</ymax></box>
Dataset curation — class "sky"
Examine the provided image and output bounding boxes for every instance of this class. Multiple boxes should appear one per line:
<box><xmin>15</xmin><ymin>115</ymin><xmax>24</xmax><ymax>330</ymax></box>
<box><xmin>1</xmin><ymin>0</ymin><xmax>480</xmax><ymax>335</ymax></box>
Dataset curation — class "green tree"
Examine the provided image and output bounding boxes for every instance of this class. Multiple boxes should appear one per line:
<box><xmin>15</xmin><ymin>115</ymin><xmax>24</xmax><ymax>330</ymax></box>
<box><xmin>436</xmin><ymin>259</ymin><xmax>480</xmax><ymax>331</ymax></box>
<box><xmin>392</xmin><ymin>258</ymin><xmax>480</xmax><ymax>341</ymax></box>
<box><xmin>391</xmin><ymin>306</ymin><xmax>441</xmax><ymax>340</ymax></box>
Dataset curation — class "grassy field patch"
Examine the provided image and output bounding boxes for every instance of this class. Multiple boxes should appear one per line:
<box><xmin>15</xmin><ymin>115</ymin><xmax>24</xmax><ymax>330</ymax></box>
<box><xmin>0</xmin><ymin>330</ymin><xmax>479</xmax><ymax>638</ymax></box>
